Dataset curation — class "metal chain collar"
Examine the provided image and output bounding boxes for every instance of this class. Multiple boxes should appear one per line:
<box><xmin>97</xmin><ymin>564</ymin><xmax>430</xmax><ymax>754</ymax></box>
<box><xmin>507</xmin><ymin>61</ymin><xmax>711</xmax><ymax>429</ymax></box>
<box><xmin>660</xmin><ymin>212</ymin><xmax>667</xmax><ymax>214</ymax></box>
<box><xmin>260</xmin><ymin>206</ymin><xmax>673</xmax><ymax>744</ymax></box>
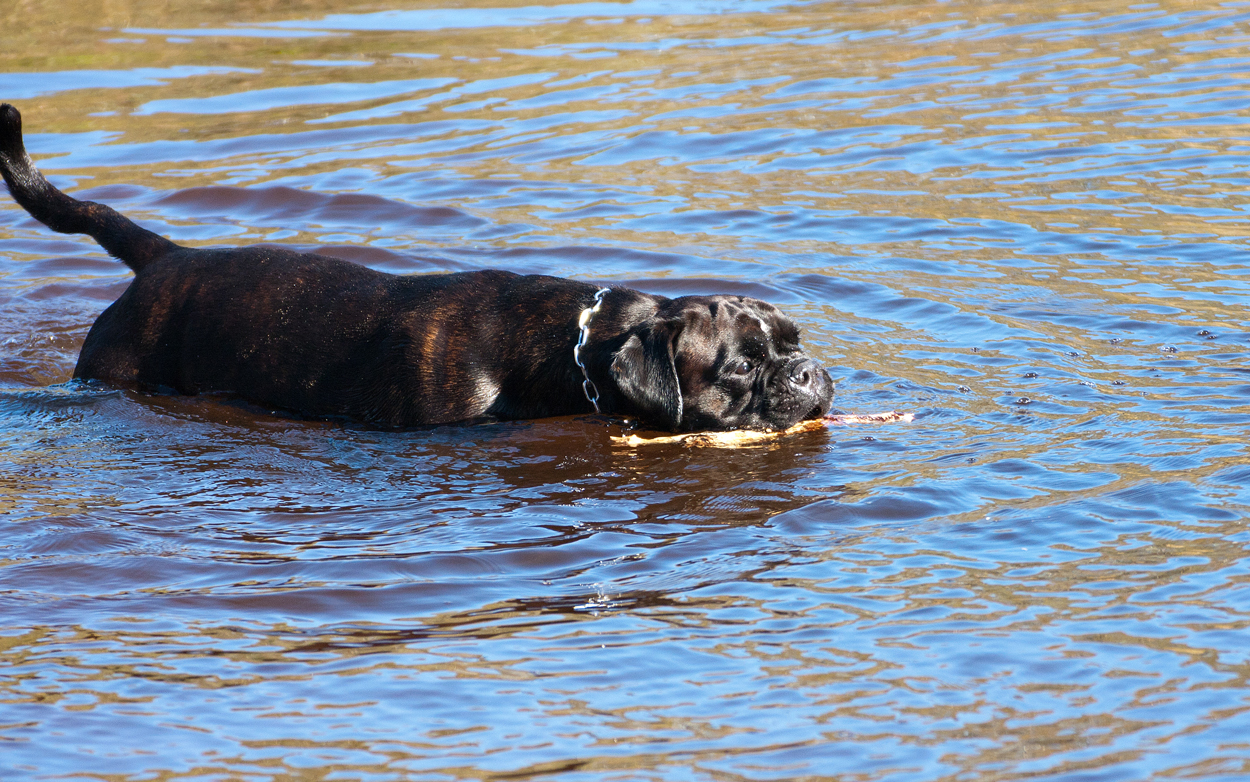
<box><xmin>574</xmin><ymin>287</ymin><xmax>610</xmax><ymax>414</ymax></box>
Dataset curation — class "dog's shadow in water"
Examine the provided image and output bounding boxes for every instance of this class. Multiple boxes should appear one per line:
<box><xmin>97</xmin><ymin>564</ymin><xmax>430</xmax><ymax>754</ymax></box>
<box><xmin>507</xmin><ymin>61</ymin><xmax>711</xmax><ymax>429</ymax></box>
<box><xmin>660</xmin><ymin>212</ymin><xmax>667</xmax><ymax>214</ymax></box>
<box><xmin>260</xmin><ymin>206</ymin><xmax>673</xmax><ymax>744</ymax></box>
<box><xmin>102</xmin><ymin>388</ymin><xmax>845</xmax><ymax>528</ymax></box>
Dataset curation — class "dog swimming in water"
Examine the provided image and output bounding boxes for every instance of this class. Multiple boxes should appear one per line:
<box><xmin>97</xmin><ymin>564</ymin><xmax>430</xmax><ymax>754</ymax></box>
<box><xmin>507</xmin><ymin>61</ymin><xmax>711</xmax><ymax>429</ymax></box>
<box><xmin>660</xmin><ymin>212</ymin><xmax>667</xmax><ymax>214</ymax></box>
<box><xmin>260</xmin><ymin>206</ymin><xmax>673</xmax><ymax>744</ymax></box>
<box><xmin>0</xmin><ymin>103</ymin><xmax>834</xmax><ymax>432</ymax></box>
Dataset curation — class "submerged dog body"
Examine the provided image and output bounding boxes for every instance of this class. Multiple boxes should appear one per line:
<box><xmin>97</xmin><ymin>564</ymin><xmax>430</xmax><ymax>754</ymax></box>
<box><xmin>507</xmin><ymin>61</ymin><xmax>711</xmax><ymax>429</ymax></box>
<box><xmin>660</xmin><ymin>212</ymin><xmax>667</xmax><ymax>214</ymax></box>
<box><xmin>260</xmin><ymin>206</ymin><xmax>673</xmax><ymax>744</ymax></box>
<box><xmin>0</xmin><ymin>104</ymin><xmax>834</xmax><ymax>431</ymax></box>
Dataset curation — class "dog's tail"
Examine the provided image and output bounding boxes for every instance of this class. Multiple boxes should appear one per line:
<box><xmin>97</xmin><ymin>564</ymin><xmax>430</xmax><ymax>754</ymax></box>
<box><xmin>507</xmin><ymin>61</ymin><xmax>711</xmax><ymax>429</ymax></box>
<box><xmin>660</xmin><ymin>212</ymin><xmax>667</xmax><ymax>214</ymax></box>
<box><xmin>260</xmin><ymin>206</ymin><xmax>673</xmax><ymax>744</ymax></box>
<box><xmin>0</xmin><ymin>103</ymin><xmax>177</xmax><ymax>273</ymax></box>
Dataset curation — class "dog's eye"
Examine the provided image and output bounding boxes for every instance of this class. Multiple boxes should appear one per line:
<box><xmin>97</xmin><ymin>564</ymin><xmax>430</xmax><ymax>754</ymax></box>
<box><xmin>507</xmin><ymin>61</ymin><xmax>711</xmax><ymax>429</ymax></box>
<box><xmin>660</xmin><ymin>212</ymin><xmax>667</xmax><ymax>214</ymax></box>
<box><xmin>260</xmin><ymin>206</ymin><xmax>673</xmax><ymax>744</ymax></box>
<box><xmin>733</xmin><ymin>360</ymin><xmax>754</xmax><ymax>375</ymax></box>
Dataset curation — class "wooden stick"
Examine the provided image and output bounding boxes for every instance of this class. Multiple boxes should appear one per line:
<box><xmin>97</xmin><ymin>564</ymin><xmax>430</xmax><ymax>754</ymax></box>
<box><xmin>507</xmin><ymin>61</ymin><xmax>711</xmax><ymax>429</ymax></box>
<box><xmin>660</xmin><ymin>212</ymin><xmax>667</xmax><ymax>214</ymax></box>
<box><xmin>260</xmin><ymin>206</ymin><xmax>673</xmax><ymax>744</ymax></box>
<box><xmin>612</xmin><ymin>411</ymin><xmax>914</xmax><ymax>447</ymax></box>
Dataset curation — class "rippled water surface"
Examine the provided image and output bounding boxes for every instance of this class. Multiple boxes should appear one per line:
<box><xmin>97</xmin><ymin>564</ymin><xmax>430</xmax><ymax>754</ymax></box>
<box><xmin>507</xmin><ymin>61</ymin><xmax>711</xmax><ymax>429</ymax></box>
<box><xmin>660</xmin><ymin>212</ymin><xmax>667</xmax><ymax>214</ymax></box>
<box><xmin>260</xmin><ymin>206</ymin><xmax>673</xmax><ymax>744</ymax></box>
<box><xmin>3</xmin><ymin>1</ymin><xmax>1250</xmax><ymax>779</ymax></box>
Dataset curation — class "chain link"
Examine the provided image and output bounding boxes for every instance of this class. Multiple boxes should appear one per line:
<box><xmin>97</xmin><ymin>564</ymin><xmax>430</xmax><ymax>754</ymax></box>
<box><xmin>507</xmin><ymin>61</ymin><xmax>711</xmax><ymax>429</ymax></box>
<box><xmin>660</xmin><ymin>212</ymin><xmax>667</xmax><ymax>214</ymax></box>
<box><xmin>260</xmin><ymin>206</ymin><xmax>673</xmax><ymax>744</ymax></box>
<box><xmin>573</xmin><ymin>287</ymin><xmax>610</xmax><ymax>414</ymax></box>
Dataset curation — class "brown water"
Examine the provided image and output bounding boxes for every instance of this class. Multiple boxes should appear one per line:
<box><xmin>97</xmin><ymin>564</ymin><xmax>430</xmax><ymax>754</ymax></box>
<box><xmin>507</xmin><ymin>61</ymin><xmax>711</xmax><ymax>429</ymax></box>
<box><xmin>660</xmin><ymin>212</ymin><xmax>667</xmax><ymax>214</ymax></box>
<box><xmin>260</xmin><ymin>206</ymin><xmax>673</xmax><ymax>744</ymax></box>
<box><xmin>3</xmin><ymin>1</ymin><xmax>1250</xmax><ymax>779</ymax></box>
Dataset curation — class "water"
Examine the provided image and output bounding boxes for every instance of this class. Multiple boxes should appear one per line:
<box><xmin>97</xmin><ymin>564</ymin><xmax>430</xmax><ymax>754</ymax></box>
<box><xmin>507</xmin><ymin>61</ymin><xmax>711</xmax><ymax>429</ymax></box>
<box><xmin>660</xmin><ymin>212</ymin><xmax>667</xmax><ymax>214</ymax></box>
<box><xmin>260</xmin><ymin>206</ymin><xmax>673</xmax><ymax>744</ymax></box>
<box><xmin>2</xmin><ymin>0</ymin><xmax>1250</xmax><ymax>779</ymax></box>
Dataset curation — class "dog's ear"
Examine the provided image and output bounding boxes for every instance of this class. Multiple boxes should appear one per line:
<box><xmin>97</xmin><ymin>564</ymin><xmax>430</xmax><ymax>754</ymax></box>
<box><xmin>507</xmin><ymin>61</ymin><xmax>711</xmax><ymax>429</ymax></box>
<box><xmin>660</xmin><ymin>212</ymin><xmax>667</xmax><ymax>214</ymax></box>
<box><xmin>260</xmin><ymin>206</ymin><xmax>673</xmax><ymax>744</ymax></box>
<box><xmin>610</xmin><ymin>319</ymin><xmax>683</xmax><ymax>429</ymax></box>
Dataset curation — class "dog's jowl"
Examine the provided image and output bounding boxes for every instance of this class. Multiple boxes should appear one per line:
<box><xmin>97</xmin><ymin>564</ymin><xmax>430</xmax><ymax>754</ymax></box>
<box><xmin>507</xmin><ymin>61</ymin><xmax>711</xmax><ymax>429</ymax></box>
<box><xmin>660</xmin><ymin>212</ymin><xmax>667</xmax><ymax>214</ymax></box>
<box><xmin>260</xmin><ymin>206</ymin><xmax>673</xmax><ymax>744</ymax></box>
<box><xmin>0</xmin><ymin>104</ymin><xmax>834</xmax><ymax>431</ymax></box>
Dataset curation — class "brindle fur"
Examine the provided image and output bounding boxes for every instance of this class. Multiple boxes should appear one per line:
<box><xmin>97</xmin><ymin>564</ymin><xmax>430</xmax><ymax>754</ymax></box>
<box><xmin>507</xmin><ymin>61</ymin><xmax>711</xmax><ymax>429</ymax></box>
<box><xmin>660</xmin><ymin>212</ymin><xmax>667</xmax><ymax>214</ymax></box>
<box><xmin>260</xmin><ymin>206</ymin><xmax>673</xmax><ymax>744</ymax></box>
<box><xmin>0</xmin><ymin>103</ymin><xmax>833</xmax><ymax>431</ymax></box>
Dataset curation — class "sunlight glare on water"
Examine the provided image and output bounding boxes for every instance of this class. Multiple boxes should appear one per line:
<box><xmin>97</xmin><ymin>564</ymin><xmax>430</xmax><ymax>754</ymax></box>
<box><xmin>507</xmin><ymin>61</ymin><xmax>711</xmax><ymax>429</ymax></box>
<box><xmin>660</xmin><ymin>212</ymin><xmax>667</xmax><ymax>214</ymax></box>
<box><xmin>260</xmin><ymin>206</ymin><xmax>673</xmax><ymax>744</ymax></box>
<box><xmin>2</xmin><ymin>0</ymin><xmax>1250</xmax><ymax>779</ymax></box>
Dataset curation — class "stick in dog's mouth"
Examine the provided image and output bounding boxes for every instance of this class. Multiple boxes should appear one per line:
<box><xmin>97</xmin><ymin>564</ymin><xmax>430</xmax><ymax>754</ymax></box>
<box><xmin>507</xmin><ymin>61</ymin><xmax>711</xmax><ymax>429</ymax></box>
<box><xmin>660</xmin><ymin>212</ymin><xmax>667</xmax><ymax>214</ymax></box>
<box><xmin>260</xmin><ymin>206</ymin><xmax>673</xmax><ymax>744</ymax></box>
<box><xmin>612</xmin><ymin>410</ymin><xmax>914</xmax><ymax>447</ymax></box>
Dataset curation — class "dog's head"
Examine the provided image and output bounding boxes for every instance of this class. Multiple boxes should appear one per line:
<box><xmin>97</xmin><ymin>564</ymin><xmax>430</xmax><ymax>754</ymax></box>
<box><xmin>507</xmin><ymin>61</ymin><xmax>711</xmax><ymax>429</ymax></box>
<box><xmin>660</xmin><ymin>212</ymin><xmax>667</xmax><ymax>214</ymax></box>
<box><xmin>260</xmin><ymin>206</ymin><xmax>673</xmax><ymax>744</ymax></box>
<box><xmin>609</xmin><ymin>295</ymin><xmax>834</xmax><ymax>431</ymax></box>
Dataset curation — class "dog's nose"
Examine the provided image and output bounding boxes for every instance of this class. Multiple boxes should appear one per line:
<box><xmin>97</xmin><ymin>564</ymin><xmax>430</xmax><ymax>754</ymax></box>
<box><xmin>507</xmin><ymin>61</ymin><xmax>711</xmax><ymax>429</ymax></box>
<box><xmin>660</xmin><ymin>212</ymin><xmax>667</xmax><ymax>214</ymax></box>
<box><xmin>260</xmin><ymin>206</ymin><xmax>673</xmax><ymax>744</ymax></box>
<box><xmin>785</xmin><ymin>358</ymin><xmax>835</xmax><ymax>420</ymax></box>
<box><xmin>789</xmin><ymin>358</ymin><xmax>819</xmax><ymax>389</ymax></box>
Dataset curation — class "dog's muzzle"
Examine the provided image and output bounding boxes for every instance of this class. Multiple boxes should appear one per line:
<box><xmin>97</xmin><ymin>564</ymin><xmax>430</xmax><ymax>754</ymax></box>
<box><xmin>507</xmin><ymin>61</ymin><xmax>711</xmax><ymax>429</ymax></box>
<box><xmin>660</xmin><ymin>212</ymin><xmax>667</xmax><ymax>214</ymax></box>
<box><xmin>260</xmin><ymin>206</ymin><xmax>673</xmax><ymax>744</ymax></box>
<box><xmin>785</xmin><ymin>357</ymin><xmax>835</xmax><ymax>417</ymax></box>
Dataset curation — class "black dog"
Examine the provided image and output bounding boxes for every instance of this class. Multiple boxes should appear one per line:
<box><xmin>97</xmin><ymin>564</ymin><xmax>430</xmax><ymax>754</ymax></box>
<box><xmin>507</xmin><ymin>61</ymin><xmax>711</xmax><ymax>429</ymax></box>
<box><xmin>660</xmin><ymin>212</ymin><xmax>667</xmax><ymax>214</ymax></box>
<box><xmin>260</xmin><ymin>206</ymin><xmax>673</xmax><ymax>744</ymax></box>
<box><xmin>0</xmin><ymin>104</ymin><xmax>833</xmax><ymax>431</ymax></box>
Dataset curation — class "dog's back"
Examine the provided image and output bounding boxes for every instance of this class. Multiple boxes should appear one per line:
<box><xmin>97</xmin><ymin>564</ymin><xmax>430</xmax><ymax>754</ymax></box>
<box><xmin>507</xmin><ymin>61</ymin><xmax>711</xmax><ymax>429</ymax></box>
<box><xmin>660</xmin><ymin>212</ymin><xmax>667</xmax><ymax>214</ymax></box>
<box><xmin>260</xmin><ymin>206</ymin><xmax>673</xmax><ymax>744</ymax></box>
<box><xmin>0</xmin><ymin>103</ymin><xmax>560</xmax><ymax>425</ymax></box>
